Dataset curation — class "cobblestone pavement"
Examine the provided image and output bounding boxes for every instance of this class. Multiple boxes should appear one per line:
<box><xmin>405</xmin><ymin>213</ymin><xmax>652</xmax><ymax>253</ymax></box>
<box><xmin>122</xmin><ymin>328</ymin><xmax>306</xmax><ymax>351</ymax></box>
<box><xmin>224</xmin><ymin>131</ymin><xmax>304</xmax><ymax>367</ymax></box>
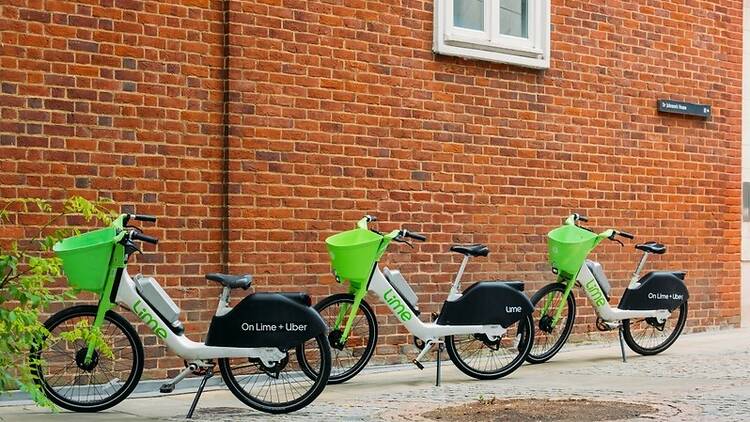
<box><xmin>2</xmin><ymin>328</ymin><xmax>748</xmax><ymax>421</ymax></box>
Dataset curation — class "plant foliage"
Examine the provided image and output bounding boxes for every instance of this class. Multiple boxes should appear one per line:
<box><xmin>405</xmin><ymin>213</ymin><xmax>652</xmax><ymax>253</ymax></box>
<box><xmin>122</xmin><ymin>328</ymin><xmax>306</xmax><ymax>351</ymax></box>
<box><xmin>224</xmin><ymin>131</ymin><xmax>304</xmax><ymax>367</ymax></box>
<box><xmin>0</xmin><ymin>196</ymin><xmax>116</xmax><ymax>407</ymax></box>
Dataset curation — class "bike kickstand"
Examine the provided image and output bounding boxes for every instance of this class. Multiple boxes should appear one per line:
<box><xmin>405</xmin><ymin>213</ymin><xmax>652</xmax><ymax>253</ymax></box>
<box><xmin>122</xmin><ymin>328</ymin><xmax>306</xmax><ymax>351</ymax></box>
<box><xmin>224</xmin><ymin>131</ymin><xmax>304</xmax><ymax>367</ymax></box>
<box><xmin>435</xmin><ymin>341</ymin><xmax>445</xmax><ymax>387</ymax></box>
<box><xmin>186</xmin><ymin>367</ymin><xmax>214</xmax><ymax>419</ymax></box>
<box><xmin>618</xmin><ymin>325</ymin><xmax>627</xmax><ymax>363</ymax></box>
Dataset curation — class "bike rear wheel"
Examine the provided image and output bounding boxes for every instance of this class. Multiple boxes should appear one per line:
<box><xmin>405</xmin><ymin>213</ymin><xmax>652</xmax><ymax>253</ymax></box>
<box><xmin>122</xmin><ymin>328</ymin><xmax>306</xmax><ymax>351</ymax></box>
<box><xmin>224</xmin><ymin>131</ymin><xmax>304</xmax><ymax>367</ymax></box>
<box><xmin>219</xmin><ymin>333</ymin><xmax>331</xmax><ymax>414</ymax></box>
<box><xmin>526</xmin><ymin>282</ymin><xmax>576</xmax><ymax>364</ymax></box>
<box><xmin>445</xmin><ymin>313</ymin><xmax>533</xmax><ymax>380</ymax></box>
<box><xmin>298</xmin><ymin>293</ymin><xmax>378</xmax><ymax>384</ymax></box>
<box><xmin>31</xmin><ymin>305</ymin><xmax>144</xmax><ymax>412</ymax></box>
<box><xmin>622</xmin><ymin>301</ymin><xmax>688</xmax><ymax>355</ymax></box>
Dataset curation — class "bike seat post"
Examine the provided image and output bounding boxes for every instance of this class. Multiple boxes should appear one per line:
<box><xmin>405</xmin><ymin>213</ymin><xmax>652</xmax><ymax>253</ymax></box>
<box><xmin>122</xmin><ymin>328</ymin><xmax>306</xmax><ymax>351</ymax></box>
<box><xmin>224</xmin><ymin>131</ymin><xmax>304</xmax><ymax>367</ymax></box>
<box><xmin>449</xmin><ymin>255</ymin><xmax>471</xmax><ymax>300</ymax></box>
<box><xmin>216</xmin><ymin>286</ymin><xmax>232</xmax><ymax>316</ymax></box>
<box><xmin>629</xmin><ymin>251</ymin><xmax>650</xmax><ymax>287</ymax></box>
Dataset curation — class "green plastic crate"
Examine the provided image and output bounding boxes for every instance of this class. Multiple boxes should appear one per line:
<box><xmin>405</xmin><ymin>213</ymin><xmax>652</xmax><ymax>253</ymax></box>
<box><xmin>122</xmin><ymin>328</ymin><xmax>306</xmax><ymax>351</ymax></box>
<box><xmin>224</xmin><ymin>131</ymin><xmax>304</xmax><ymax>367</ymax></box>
<box><xmin>325</xmin><ymin>228</ymin><xmax>383</xmax><ymax>287</ymax></box>
<box><xmin>53</xmin><ymin>227</ymin><xmax>117</xmax><ymax>293</ymax></box>
<box><xmin>547</xmin><ymin>224</ymin><xmax>598</xmax><ymax>277</ymax></box>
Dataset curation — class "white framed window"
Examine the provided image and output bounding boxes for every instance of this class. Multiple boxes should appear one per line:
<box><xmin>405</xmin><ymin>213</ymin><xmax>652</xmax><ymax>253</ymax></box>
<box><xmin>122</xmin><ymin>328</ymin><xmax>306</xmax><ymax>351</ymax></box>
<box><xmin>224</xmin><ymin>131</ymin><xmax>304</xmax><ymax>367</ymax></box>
<box><xmin>433</xmin><ymin>0</ymin><xmax>550</xmax><ymax>69</ymax></box>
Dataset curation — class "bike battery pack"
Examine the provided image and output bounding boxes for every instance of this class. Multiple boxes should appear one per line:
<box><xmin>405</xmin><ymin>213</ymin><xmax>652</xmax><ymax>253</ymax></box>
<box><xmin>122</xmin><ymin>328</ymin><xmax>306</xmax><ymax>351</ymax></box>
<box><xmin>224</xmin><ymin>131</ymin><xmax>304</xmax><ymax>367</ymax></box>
<box><xmin>383</xmin><ymin>267</ymin><xmax>419</xmax><ymax>310</ymax></box>
<box><xmin>585</xmin><ymin>259</ymin><xmax>612</xmax><ymax>299</ymax></box>
<box><xmin>134</xmin><ymin>274</ymin><xmax>181</xmax><ymax>326</ymax></box>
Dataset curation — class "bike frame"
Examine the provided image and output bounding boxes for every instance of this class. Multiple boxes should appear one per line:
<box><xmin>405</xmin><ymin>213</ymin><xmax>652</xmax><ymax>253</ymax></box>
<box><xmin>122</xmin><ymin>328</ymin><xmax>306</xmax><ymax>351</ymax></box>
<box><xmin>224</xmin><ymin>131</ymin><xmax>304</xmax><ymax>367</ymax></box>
<box><xmin>542</xmin><ymin>216</ymin><xmax>670</xmax><ymax>327</ymax></box>
<box><xmin>334</xmin><ymin>262</ymin><xmax>507</xmax><ymax>344</ymax></box>
<box><xmin>542</xmin><ymin>263</ymin><xmax>670</xmax><ymax>326</ymax></box>
<box><xmin>83</xmin><ymin>215</ymin><xmax>283</xmax><ymax>364</ymax></box>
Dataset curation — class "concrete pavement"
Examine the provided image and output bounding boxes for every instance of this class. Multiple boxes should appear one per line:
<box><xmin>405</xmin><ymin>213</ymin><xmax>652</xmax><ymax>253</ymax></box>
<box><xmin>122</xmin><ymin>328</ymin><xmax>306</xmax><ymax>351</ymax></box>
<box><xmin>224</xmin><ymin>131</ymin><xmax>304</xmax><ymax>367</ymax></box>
<box><xmin>2</xmin><ymin>327</ymin><xmax>748</xmax><ymax>421</ymax></box>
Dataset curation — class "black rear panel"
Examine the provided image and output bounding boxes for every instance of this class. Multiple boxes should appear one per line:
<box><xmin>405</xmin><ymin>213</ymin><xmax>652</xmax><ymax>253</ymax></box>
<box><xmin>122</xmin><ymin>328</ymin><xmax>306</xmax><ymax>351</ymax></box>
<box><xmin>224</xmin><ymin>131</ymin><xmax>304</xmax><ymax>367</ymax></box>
<box><xmin>618</xmin><ymin>271</ymin><xmax>689</xmax><ymax>312</ymax></box>
<box><xmin>205</xmin><ymin>293</ymin><xmax>327</xmax><ymax>349</ymax></box>
<box><xmin>436</xmin><ymin>281</ymin><xmax>533</xmax><ymax>327</ymax></box>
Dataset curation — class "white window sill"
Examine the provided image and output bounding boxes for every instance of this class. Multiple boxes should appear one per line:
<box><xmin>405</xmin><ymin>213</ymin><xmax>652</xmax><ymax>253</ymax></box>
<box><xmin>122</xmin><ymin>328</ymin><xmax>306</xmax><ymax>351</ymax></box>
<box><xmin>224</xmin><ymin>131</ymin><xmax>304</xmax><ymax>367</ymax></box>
<box><xmin>434</xmin><ymin>41</ymin><xmax>549</xmax><ymax>69</ymax></box>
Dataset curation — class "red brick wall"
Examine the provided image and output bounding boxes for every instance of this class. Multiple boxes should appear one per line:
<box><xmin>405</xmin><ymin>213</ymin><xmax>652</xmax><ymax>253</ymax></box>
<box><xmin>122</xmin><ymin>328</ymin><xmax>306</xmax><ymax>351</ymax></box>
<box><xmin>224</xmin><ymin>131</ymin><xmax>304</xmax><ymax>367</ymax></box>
<box><xmin>0</xmin><ymin>0</ymin><xmax>227</xmax><ymax>378</ymax></box>
<box><xmin>1</xmin><ymin>0</ymin><xmax>742</xmax><ymax>377</ymax></box>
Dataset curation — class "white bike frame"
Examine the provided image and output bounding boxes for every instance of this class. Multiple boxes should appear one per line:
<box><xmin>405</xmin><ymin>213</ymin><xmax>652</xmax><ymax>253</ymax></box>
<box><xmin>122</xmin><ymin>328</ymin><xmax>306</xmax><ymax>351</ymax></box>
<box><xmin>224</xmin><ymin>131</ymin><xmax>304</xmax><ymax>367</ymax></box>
<box><xmin>367</xmin><ymin>264</ymin><xmax>507</xmax><ymax>342</ymax></box>
<box><xmin>114</xmin><ymin>269</ymin><xmax>285</xmax><ymax>361</ymax></box>
<box><xmin>575</xmin><ymin>260</ymin><xmax>670</xmax><ymax>323</ymax></box>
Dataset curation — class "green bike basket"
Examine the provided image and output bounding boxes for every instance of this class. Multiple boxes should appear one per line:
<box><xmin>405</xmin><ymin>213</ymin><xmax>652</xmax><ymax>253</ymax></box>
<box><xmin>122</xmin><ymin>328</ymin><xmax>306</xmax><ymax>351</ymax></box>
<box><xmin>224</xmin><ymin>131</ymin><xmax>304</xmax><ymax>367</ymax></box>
<box><xmin>325</xmin><ymin>228</ymin><xmax>383</xmax><ymax>287</ymax></box>
<box><xmin>53</xmin><ymin>226</ymin><xmax>117</xmax><ymax>293</ymax></box>
<box><xmin>547</xmin><ymin>224</ymin><xmax>598</xmax><ymax>277</ymax></box>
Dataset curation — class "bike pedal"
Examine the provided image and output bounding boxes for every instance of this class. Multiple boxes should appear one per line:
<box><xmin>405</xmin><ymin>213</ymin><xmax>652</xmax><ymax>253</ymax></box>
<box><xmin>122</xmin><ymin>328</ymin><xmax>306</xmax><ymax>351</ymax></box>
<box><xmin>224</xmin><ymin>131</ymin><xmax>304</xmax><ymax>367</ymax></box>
<box><xmin>412</xmin><ymin>359</ymin><xmax>424</xmax><ymax>370</ymax></box>
<box><xmin>159</xmin><ymin>383</ymin><xmax>175</xmax><ymax>394</ymax></box>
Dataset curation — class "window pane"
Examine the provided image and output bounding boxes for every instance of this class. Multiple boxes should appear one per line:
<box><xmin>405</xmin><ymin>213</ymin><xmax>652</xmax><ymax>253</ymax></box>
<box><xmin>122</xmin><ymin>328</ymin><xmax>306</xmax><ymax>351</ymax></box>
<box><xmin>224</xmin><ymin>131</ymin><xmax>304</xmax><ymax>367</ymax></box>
<box><xmin>454</xmin><ymin>0</ymin><xmax>484</xmax><ymax>31</ymax></box>
<box><xmin>499</xmin><ymin>0</ymin><xmax>528</xmax><ymax>38</ymax></box>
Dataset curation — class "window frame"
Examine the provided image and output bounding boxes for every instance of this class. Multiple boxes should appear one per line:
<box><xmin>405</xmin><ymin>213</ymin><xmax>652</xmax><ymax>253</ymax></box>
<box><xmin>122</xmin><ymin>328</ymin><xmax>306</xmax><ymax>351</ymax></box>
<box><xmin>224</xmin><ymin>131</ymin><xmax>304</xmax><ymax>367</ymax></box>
<box><xmin>434</xmin><ymin>0</ymin><xmax>551</xmax><ymax>69</ymax></box>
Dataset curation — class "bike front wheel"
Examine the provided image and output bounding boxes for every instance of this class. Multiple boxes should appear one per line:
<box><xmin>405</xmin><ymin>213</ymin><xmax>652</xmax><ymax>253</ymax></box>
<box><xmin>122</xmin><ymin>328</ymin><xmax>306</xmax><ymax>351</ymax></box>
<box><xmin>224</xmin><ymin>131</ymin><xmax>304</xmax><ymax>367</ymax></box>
<box><xmin>219</xmin><ymin>332</ymin><xmax>331</xmax><ymax>414</ymax></box>
<box><xmin>297</xmin><ymin>293</ymin><xmax>378</xmax><ymax>384</ymax></box>
<box><xmin>622</xmin><ymin>301</ymin><xmax>688</xmax><ymax>355</ymax></box>
<box><xmin>445</xmin><ymin>313</ymin><xmax>534</xmax><ymax>380</ymax></box>
<box><xmin>31</xmin><ymin>305</ymin><xmax>144</xmax><ymax>412</ymax></box>
<box><xmin>526</xmin><ymin>282</ymin><xmax>576</xmax><ymax>364</ymax></box>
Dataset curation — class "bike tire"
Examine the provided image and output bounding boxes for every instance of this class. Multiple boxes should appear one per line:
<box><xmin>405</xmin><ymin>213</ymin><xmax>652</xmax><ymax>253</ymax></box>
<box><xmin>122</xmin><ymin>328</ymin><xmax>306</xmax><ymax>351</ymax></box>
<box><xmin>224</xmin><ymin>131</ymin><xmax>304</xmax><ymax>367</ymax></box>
<box><xmin>526</xmin><ymin>282</ymin><xmax>576</xmax><ymax>364</ymax></box>
<box><xmin>445</xmin><ymin>313</ymin><xmax>533</xmax><ymax>380</ymax></box>
<box><xmin>622</xmin><ymin>301</ymin><xmax>688</xmax><ymax>355</ymax></box>
<box><xmin>31</xmin><ymin>305</ymin><xmax>144</xmax><ymax>412</ymax></box>
<box><xmin>297</xmin><ymin>293</ymin><xmax>378</xmax><ymax>384</ymax></box>
<box><xmin>219</xmin><ymin>332</ymin><xmax>331</xmax><ymax>414</ymax></box>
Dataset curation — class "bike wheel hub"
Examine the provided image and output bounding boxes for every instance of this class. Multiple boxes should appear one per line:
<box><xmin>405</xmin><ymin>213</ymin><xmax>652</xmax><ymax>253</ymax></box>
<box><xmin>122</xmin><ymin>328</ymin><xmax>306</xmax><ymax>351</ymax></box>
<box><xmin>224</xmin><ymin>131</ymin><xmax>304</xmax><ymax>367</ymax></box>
<box><xmin>473</xmin><ymin>333</ymin><xmax>501</xmax><ymax>350</ymax></box>
<box><xmin>539</xmin><ymin>315</ymin><xmax>554</xmax><ymax>333</ymax></box>
<box><xmin>329</xmin><ymin>329</ymin><xmax>346</xmax><ymax>350</ymax></box>
<box><xmin>645</xmin><ymin>317</ymin><xmax>666</xmax><ymax>331</ymax></box>
<box><xmin>75</xmin><ymin>348</ymin><xmax>99</xmax><ymax>372</ymax></box>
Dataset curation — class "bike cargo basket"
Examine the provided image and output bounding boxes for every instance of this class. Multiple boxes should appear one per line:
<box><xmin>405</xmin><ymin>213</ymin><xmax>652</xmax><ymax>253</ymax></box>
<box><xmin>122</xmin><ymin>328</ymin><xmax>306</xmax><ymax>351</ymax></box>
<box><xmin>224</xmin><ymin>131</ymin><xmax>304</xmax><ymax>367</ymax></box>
<box><xmin>325</xmin><ymin>228</ymin><xmax>382</xmax><ymax>286</ymax></box>
<box><xmin>547</xmin><ymin>224</ymin><xmax>598</xmax><ymax>277</ymax></box>
<box><xmin>53</xmin><ymin>226</ymin><xmax>117</xmax><ymax>293</ymax></box>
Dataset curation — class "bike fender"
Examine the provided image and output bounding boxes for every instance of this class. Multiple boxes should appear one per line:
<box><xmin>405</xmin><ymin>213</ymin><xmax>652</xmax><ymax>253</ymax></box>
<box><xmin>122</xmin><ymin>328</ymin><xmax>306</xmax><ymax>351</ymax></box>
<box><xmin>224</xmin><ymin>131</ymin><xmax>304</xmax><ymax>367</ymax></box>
<box><xmin>205</xmin><ymin>293</ymin><xmax>328</xmax><ymax>349</ymax></box>
<box><xmin>618</xmin><ymin>271</ymin><xmax>689</xmax><ymax>312</ymax></box>
<box><xmin>435</xmin><ymin>281</ymin><xmax>533</xmax><ymax>328</ymax></box>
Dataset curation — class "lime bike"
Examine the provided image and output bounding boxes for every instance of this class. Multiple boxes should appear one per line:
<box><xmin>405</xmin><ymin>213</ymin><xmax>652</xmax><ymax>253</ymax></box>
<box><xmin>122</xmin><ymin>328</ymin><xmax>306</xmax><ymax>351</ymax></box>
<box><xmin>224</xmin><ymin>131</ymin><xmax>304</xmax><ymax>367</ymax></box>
<box><xmin>528</xmin><ymin>213</ymin><xmax>689</xmax><ymax>363</ymax></box>
<box><xmin>32</xmin><ymin>213</ymin><xmax>331</xmax><ymax>416</ymax></box>
<box><xmin>299</xmin><ymin>216</ymin><xmax>534</xmax><ymax>384</ymax></box>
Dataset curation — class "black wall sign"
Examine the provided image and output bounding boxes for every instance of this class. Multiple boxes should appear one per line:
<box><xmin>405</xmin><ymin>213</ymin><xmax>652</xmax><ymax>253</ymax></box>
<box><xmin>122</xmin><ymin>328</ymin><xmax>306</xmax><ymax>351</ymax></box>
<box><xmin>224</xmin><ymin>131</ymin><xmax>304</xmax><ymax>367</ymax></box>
<box><xmin>657</xmin><ymin>99</ymin><xmax>711</xmax><ymax>118</ymax></box>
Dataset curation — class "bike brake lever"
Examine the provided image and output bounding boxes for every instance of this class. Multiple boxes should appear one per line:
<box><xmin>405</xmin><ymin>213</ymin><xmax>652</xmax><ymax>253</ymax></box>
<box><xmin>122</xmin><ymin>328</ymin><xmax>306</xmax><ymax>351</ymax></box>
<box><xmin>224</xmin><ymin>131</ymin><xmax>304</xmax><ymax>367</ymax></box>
<box><xmin>609</xmin><ymin>235</ymin><xmax>624</xmax><ymax>247</ymax></box>
<box><xmin>125</xmin><ymin>224</ymin><xmax>143</xmax><ymax>233</ymax></box>
<box><xmin>124</xmin><ymin>240</ymin><xmax>142</xmax><ymax>256</ymax></box>
<box><xmin>394</xmin><ymin>237</ymin><xmax>414</xmax><ymax>248</ymax></box>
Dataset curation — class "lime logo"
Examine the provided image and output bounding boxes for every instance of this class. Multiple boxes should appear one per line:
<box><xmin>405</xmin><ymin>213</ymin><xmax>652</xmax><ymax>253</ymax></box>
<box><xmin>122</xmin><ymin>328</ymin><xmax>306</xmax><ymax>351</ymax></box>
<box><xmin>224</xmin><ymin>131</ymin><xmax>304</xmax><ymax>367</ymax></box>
<box><xmin>383</xmin><ymin>288</ymin><xmax>412</xmax><ymax>321</ymax></box>
<box><xmin>133</xmin><ymin>299</ymin><xmax>168</xmax><ymax>339</ymax></box>
<box><xmin>585</xmin><ymin>279</ymin><xmax>607</xmax><ymax>307</ymax></box>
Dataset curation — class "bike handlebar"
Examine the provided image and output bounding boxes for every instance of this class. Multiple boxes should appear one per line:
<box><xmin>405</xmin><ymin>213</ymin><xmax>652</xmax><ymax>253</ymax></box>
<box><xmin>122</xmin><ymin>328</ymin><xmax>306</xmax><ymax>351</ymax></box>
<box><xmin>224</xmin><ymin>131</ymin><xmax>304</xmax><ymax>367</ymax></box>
<box><xmin>132</xmin><ymin>214</ymin><xmax>156</xmax><ymax>222</ymax></box>
<box><xmin>130</xmin><ymin>231</ymin><xmax>159</xmax><ymax>245</ymax></box>
<box><xmin>403</xmin><ymin>230</ymin><xmax>426</xmax><ymax>242</ymax></box>
<box><xmin>617</xmin><ymin>231</ymin><xmax>634</xmax><ymax>239</ymax></box>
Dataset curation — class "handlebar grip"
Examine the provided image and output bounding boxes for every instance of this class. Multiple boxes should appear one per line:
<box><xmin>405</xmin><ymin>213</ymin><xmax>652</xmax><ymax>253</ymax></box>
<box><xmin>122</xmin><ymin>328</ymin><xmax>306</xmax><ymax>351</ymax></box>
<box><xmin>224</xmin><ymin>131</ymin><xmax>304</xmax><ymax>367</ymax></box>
<box><xmin>365</xmin><ymin>215</ymin><xmax>377</xmax><ymax>222</ymax></box>
<box><xmin>132</xmin><ymin>214</ymin><xmax>157</xmax><ymax>223</ymax></box>
<box><xmin>405</xmin><ymin>231</ymin><xmax>426</xmax><ymax>242</ymax></box>
<box><xmin>618</xmin><ymin>231</ymin><xmax>634</xmax><ymax>239</ymax></box>
<box><xmin>131</xmin><ymin>231</ymin><xmax>159</xmax><ymax>244</ymax></box>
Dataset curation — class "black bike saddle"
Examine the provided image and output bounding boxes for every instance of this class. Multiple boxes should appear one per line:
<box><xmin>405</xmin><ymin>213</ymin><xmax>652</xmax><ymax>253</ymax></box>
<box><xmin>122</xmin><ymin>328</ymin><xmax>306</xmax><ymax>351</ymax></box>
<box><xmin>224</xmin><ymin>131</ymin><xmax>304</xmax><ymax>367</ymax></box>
<box><xmin>205</xmin><ymin>273</ymin><xmax>253</xmax><ymax>289</ymax></box>
<box><xmin>449</xmin><ymin>244</ymin><xmax>490</xmax><ymax>257</ymax></box>
<box><xmin>635</xmin><ymin>242</ymin><xmax>666</xmax><ymax>255</ymax></box>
